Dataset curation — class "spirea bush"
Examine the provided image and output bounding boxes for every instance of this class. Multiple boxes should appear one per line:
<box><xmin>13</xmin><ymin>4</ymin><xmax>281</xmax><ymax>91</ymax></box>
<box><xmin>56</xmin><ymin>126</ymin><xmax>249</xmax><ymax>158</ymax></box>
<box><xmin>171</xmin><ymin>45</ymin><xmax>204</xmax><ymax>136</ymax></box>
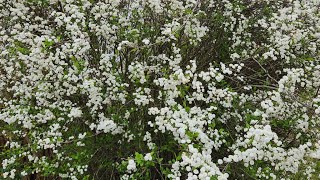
<box><xmin>1</xmin><ymin>0</ymin><xmax>320</xmax><ymax>179</ymax></box>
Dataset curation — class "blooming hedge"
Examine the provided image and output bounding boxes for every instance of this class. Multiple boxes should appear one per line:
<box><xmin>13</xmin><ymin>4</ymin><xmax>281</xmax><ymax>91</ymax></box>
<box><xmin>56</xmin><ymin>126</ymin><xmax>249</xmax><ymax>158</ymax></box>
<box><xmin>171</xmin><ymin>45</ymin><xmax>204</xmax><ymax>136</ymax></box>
<box><xmin>1</xmin><ymin>0</ymin><xmax>320</xmax><ymax>179</ymax></box>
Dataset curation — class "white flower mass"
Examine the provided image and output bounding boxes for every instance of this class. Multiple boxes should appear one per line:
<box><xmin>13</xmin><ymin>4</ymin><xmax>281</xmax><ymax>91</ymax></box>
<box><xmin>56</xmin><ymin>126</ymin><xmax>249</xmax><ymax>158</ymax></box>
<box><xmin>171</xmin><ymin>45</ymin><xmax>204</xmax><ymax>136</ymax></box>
<box><xmin>0</xmin><ymin>0</ymin><xmax>320</xmax><ymax>179</ymax></box>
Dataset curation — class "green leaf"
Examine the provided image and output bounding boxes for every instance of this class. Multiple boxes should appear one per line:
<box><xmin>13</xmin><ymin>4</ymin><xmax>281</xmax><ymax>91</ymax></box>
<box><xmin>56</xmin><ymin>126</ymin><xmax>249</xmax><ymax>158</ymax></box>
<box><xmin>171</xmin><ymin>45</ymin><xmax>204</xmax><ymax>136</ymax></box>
<box><xmin>43</xmin><ymin>39</ymin><xmax>54</xmax><ymax>48</ymax></box>
<box><xmin>185</xmin><ymin>9</ymin><xmax>193</xmax><ymax>14</ymax></box>
<box><xmin>186</xmin><ymin>131</ymin><xmax>199</xmax><ymax>140</ymax></box>
<box><xmin>71</xmin><ymin>56</ymin><xmax>85</xmax><ymax>73</ymax></box>
<box><xmin>83</xmin><ymin>175</ymin><xmax>90</xmax><ymax>180</ymax></box>
<box><xmin>17</xmin><ymin>47</ymin><xmax>31</xmax><ymax>55</ymax></box>
<box><xmin>135</xmin><ymin>152</ymin><xmax>144</xmax><ymax>165</ymax></box>
<box><xmin>209</xmin><ymin>122</ymin><xmax>216</xmax><ymax>129</ymax></box>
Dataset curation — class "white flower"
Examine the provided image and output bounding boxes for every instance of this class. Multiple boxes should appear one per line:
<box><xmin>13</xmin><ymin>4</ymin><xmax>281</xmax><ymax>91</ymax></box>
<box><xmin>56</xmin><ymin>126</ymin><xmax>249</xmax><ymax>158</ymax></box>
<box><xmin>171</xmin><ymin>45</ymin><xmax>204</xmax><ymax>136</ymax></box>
<box><xmin>142</xmin><ymin>39</ymin><xmax>150</xmax><ymax>45</ymax></box>
<box><xmin>215</xmin><ymin>73</ymin><xmax>224</xmax><ymax>82</ymax></box>
<box><xmin>144</xmin><ymin>153</ymin><xmax>152</xmax><ymax>161</ymax></box>
<box><xmin>78</xmin><ymin>133</ymin><xmax>86</xmax><ymax>139</ymax></box>
<box><xmin>127</xmin><ymin>159</ymin><xmax>136</xmax><ymax>172</ymax></box>
<box><xmin>68</xmin><ymin>107</ymin><xmax>82</xmax><ymax>118</ymax></box>
<box><xmin>21</xmin><ymin>171</ymin><xmax>27</xmax><ymax>176</ymax></box>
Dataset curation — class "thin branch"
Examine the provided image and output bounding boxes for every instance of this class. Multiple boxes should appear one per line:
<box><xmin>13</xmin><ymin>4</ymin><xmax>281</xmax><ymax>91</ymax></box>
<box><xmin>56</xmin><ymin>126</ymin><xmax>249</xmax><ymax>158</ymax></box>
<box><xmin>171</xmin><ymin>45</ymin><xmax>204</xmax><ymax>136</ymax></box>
<box><xmin>252</xmin><ymin>57</ymin><xmax>278</xmax><ymax>83</ymax></box>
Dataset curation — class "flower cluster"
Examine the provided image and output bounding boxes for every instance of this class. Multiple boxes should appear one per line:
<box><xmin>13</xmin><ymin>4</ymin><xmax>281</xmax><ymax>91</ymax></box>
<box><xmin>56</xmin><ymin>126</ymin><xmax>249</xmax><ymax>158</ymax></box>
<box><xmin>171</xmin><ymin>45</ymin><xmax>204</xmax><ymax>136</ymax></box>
<box><xmin>1</xmin><ymin>0</ymin><xmax>320</xmax><ymax>179</ymax></box>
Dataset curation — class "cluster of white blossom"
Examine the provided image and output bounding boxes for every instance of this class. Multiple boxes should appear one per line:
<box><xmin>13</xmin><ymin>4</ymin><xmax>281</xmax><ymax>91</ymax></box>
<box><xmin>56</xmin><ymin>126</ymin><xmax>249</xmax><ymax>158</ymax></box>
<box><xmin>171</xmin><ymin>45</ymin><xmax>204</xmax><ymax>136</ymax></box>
<box><xmin>1</xmin><ymin>0</ymin><xmax>320</xmax><ymax>179</ymax></box>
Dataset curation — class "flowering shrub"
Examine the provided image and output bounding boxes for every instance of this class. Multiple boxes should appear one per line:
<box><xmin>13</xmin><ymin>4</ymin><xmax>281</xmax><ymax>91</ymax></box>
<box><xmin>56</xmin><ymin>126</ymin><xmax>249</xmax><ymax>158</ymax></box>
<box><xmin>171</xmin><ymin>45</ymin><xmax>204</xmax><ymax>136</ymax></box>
<box><xmin>1</xmin><ymin>0</ymin><xmax>320</xmax><ymax>179</ymax></box>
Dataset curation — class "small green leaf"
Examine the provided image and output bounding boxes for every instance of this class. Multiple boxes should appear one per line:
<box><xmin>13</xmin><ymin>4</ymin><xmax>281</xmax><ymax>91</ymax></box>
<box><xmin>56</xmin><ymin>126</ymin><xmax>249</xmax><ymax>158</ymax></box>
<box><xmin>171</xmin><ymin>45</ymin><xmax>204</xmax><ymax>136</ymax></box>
<box><xmin>185</xmin><ymin>9</ymin><xmax>193</xmax><ymax>14</ymax></box>
<box><xmin>209</xmin><ymin>122</ymin><xmax>216</xmax><ymax>129</ymax></box>
<box><xmin>135</xmin><ymin>152</ymin><xmax>144</xmax><ymax>165</ymax></box>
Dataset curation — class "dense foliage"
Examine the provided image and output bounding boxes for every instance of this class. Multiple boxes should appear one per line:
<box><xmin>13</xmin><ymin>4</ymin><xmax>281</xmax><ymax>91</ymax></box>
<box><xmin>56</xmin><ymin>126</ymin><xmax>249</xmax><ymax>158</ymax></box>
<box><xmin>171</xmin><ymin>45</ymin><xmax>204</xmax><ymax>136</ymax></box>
<box><xmin>1</xmin><ymin>0</ymin><xmax>320</xmax><ymax>179</ymax></box>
